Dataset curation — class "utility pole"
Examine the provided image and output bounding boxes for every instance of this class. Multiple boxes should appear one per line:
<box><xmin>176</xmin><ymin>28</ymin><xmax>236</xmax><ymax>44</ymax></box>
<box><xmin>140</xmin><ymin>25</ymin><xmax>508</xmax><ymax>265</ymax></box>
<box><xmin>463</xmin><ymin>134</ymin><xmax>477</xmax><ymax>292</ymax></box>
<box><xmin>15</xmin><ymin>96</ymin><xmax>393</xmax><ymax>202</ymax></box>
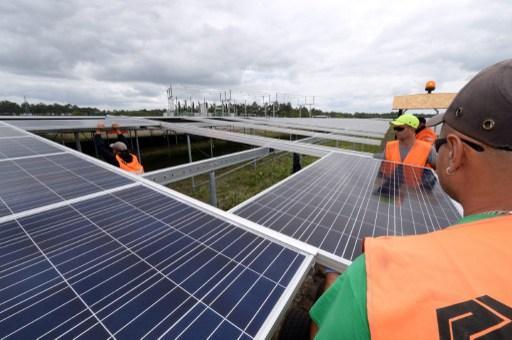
<box><xmin>305</xmin><ymin>96</ymin><xmax>315</xmax><ymax>117</ymax></box>
<box><xmin>220</xmin><ymin>92</ymin><xmax>224</xmax><ymax>116</ymax></box>
<box><xmin>273</xmin><ymin>92</ymin><xmax>277</xmax><ymax>118</ymax></box>
<box><xmin>166</xmin><ymin>85</ymin><xmax>175</xmax><ymax>116</ymax></box>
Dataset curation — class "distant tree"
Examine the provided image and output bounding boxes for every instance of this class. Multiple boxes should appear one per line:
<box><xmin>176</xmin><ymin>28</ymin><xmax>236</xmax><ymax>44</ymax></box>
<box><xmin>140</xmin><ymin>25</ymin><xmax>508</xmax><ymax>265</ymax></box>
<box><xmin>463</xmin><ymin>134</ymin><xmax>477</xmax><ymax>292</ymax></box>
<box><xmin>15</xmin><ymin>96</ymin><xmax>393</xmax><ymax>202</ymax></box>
<box><xmin>0</xmin><ymin>101</ymin><xmax>22</xmax><ymax>114</ymax></box>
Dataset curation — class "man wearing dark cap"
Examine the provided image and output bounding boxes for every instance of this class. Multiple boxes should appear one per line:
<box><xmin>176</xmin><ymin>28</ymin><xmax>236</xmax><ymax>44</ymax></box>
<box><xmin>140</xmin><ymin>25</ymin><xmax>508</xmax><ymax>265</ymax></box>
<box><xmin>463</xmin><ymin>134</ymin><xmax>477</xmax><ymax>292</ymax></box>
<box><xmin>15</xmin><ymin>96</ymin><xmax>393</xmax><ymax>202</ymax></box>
<box><xmin>94</xmin><ymin>122</ymin><xmax>144</xmax><ymax>174</ymax></box>
<box><xmin>310</xmin><ymin>59</ymin><xmax>512</xmax><ymax>339</ymax></box>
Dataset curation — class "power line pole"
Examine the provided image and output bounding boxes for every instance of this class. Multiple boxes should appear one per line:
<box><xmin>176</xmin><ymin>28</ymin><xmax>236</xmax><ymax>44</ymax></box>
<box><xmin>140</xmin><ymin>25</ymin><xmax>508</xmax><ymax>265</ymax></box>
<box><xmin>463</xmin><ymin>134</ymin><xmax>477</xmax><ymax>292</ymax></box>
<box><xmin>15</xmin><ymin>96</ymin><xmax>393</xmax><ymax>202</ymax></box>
<box><xmin>166</xmin><ymin>84</ymin><xmax>175</xmax><ymax>117</ymax></box>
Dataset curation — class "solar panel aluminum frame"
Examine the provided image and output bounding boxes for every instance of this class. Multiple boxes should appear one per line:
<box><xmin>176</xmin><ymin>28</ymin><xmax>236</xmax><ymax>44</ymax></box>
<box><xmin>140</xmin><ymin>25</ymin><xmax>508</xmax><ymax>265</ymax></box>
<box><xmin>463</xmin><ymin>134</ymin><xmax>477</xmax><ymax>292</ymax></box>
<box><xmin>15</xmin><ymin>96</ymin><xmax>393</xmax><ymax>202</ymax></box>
<box><xmin>230</xmin><ymin>151</ymin><xmax>461</xmax><ymax>273</ymax></box>
<box><xmin>1</xmin><ymin>121</ymin><xmax>316</xmax><ymax>339</ymax></box>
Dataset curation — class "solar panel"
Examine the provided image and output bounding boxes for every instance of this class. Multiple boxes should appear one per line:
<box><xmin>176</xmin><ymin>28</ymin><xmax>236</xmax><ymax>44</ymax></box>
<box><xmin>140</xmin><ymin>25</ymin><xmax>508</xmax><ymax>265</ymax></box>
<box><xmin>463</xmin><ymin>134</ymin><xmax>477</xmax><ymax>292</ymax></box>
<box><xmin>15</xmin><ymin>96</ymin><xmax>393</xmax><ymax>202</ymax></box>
<box><xmin>4</xmin><ymin>117</ymin><xmax>159</xmax><ymax>132</ymax></box>
<box><xmin>0</xmin><ymin>136</ymin><xmax>63</xmax><ymax>159</ymax></box>
<box><xmin>0</xmin><ymin>126</ymin><xmax>28</xmax><ymax>137</ymax></box>
<box><xmin>0</xmin><ymin>185</ymin><xmax>311</xmax><ymax>339</ymax></box>
<box><xmin>233</xmin><ymin>152</ymin><xmax>460</xmax><ymax>268</ymax></box>
<box><xmin>0</xmin><ymin>153</ymin><xmax>134</xmax><ymax>217</ymax></box>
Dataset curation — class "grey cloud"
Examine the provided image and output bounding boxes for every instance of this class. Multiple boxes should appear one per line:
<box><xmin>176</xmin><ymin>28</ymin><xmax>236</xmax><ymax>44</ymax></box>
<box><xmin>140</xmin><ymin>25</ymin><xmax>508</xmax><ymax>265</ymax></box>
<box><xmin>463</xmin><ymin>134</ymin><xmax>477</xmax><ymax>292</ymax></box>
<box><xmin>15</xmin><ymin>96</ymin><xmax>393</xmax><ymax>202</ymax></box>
<box><xmin>1</xmin><ymin>0</ymin><xmax>511</xmax><ymax>112</ymax></box>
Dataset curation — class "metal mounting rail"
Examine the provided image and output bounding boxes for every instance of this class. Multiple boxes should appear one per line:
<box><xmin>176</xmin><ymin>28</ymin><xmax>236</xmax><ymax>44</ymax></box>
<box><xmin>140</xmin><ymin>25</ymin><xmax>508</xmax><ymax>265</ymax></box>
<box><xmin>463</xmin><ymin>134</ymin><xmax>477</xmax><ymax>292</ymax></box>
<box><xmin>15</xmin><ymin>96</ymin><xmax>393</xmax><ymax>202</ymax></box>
<box><xmin>226</xmin><ymin>117</ymin><xmax>386</xmax><ymax>138</ymax></box>
<box><xmin>182</xmin><ymin>117</ymin><xmax>381</xmax><ymax>145</ymax></box>
<box><xmin>143</xmin><ymin>147</ymin><xmax>272</xmax><ymax>185</ymax></box>
<box><xmin>158</xmin><ymin>121</ymin><xmax>343</xmax><ymax>157</ymax></box>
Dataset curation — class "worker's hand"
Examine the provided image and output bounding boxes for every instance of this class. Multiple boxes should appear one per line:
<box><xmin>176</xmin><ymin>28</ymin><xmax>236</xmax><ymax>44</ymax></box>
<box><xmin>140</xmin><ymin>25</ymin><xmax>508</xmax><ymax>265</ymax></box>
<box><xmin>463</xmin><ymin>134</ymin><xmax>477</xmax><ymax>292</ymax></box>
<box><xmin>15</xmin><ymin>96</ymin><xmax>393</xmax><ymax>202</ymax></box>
<box><xmin>111</xmin><ymin>123</ymin><xmax>122</xmax><ymax>135</ymax></box>
<box><xmin>96</xmin><ymin>122</ymin><xmax>105</xmax><ymax>134</ymax></box>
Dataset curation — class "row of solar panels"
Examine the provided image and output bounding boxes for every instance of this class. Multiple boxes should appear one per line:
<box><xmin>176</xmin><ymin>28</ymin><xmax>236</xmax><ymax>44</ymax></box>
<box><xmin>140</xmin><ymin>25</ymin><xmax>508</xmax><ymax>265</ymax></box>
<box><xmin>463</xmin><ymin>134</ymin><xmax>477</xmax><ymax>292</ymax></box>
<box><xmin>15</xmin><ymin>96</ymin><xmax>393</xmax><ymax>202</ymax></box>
<box><xmin>0</xmin><ymin>122</ymin><xmax>314</xmax><ymax>339</ymax></box>
<box><xmin>0</xmin><ymin>120</ymin><xmax>460</xmax><ymax>338</ymax></box>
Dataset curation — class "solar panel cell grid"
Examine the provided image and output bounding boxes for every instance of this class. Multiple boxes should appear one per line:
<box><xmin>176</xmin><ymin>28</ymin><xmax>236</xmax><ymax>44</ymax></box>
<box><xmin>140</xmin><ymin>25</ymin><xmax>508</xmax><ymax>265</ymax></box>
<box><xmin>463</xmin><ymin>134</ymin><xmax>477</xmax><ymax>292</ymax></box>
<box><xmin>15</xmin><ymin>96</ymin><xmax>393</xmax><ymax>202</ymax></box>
<box><xmin>0</xmin><ymin>185</ymin><xmax>306</xmax><ymax>339</ymax></box>
<box><xmin>0</xmin><ymin>136</ymin><xmax>63</xmax><ymax>159</ymax></box>
<box><xmin>235</xmin><ymin>152</ymin><xmax>460</xmax><ymax>262</ymax></box>
<box><xmin>0</xmin><ymin>153</ymin><xmax>133</xmax><ymax>217</ymax></box>
<box><xmin>0</xmin><ymin>126</ymin><xmax>28</xmax><ymax>138</ymax></box>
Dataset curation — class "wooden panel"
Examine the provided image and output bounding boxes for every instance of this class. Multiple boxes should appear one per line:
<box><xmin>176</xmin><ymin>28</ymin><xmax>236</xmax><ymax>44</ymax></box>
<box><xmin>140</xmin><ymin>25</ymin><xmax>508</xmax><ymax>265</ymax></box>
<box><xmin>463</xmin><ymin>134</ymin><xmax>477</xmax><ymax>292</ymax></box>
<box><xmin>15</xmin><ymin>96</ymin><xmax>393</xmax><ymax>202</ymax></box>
<box><xmin>392</xmin><ymin>93</ymin><xmax>456</xmax><ymax>110</ymax></box>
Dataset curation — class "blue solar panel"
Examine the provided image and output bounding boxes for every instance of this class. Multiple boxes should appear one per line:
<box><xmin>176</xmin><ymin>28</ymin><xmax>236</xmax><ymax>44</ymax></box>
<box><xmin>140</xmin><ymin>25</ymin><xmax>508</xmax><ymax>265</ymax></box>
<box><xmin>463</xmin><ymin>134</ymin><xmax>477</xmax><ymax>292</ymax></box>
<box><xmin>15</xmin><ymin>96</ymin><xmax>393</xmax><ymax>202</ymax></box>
<box><xmin>234</xmin><ymin>152</ymin><xmax>460</xmax><ymax>263</ymax></box>
<box><xmin>0</xmin><ymin>136</ymin><xmax>62</xmax><ymax>159</ymax></box>
<box><xmin>0</xmin><ymin>185</ymin><xmax>308</xmax><ymax>339</ymax></box>
<box><xmin>0</xmin><ymin>126</ymin><xmax>28</xmax><ymax>137</ymax></box>
<box><xmin>0</xmin><ymin>153</ymin><xmax>133</xmax><ymax>217</ymax></box>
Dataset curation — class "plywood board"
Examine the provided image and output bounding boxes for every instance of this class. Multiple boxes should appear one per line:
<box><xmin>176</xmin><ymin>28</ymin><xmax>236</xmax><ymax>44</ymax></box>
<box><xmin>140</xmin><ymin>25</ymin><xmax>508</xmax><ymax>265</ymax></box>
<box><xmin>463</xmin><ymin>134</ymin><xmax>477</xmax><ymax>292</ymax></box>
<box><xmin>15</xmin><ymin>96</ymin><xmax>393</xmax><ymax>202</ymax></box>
<box><xmin>392</xmin><ymin>93</ymin><xmax>456</xmax><ymax>110</ymax></box>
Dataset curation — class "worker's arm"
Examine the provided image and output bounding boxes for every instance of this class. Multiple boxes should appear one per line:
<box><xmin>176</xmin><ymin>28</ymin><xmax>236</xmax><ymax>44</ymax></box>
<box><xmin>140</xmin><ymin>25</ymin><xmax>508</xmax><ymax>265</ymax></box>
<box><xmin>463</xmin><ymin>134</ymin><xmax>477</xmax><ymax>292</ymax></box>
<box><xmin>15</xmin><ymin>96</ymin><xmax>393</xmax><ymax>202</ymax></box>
<box><xmin>310</xmin><ymin>255</ymin><xmax>370</xmax><ymax>340</ymax></box>
<box><xmin>94</xmin><ymin>123</ymin><xmax>118</xmax><ymax>166</ymax></box>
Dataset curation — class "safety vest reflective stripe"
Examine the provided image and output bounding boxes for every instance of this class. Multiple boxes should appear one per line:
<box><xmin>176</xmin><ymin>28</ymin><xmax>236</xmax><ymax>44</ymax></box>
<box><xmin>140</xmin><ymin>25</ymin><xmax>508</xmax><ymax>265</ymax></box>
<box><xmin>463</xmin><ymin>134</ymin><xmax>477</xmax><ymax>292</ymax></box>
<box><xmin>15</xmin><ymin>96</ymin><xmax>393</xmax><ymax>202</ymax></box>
<box><xmin>365</xmin><ymin>215</ymin><xmax>512</xmax><ymax>340</ymax></box>
<box><xmin>115</xmin><ymin>154</ymin><xmax>144</xmax><ymax>174</ymax></box>
<box><xmin>416</xmin><ymin>128</ymin><xmax>437</xmax><ymax>145</ymax></box>
<box><xmin>381</xmin><ymin>140</ymin><xmax>431</xmax><ymax>186</ymax></box>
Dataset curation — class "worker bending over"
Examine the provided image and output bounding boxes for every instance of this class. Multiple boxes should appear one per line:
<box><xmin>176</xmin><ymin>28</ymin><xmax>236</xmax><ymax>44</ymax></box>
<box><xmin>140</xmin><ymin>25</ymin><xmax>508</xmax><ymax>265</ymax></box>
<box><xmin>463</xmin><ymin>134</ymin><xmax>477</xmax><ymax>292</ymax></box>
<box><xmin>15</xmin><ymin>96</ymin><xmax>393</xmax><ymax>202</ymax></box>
<box><xmin>94</xmin><ymin>122</ymin><xmax>144</xmax><ymax>174</ymax></box>
<box><xmin>310</xmin><ymin>59</ymin><xmax>512</xmax><ymax>339</ymax></box>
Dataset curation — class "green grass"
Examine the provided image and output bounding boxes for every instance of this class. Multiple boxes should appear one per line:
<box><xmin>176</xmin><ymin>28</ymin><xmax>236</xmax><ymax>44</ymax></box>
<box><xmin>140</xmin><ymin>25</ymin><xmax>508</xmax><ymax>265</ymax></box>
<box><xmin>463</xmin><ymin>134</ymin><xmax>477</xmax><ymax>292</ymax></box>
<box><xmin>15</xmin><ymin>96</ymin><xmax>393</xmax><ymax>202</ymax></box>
<box><xmin>318</xmin><ymin>139</ymin><xmax>382</xmax><ymax>153</ymax></box>
<box><xmin>169</xmin><ymin>152</ymin><xmax>318</xmax><ymax>210</ymax></box>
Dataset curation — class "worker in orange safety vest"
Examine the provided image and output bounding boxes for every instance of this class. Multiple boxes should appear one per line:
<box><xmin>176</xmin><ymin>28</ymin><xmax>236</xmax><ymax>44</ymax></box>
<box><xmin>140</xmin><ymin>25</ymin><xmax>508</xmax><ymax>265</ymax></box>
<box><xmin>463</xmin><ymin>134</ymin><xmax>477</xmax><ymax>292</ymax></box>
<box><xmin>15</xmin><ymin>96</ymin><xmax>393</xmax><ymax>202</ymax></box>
<box><xmin>310</xmin><ymin>59</ymin><xmax>512</xmax><ymax>339</ymax></box>
<box><xmin>416</xmin><ymin>116</ymin><xmax>437</xmax><ymax>144</ymax></box>
<box><xmin>380</xmin><ymin>114</ymin><xmax>436</xmax><ymax>187</ymax></box>
<box><xmin>94</xmin><ymin>122</ymin><xmax>144</xmax><ymax>174</ymax></box>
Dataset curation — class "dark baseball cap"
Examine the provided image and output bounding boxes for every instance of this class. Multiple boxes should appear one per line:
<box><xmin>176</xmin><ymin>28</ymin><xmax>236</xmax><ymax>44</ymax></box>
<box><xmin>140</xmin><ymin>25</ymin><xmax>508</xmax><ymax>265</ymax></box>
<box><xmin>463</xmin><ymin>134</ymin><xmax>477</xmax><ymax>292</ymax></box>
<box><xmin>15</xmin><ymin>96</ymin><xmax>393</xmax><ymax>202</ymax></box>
<box><xmin>427</xmin><ymin>59</ymin><xmax>512</xmax><ymax>150</ymax></box>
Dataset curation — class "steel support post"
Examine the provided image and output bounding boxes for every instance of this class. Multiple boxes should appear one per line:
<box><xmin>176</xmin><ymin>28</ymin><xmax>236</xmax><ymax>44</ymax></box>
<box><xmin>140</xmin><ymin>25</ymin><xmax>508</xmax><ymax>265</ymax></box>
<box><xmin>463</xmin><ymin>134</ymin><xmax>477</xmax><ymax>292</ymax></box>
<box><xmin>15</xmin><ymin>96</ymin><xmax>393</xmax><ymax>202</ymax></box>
<box><xmin>134</xmin><ymin>130</ymin><xmax>142</xmax><ymax>161</ymax></box>
<box><xmin>166</xmin><ymin>129</ymin><xmax>171</xmax><ymax>150</ymax></box>
<box><xmin>209</xmin><ymin>171</ymin><xmax>217</xmax><ymax>207</ymax></box>
<box><xmin>74</xmin><ymin>132</ymin><xmax>82</xmax><ymax>152</ymax></box>
<box><xmin>187</xmin><ymin>134</ymin><xmax>196</xmax><ymax>190</ymax></box>
<box><xmin>128</xmin><ymin>130</ymin><xmax>134</xmax><ymax>151</ymax></box>
<box><xmin>92</xmin><ymin>132</ymin><xmax>99</xmax><ymax>158</ymax></box>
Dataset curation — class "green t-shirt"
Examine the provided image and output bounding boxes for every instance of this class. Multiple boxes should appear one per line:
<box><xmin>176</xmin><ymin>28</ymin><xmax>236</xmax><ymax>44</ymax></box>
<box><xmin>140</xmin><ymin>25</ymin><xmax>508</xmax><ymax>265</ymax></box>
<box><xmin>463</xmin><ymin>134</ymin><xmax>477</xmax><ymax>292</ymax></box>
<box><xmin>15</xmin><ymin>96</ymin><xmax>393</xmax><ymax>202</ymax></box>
<box><xmin>309</xmin><ymin>212</ymin><xmax>498</xmax><ymax>340</ymax></box>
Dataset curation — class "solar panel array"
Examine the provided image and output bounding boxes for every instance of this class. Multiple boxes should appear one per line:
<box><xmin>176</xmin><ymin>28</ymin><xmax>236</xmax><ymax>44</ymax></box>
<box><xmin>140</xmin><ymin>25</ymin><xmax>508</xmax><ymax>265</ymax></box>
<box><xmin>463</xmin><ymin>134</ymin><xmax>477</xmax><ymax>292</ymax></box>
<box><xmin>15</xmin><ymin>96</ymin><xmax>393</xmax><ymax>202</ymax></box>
<box><xmin>234</xmin><ymin>152</ymin><xmax>460</xmax><ymax>264</ymax></box>
<box><xmin>4</xmin><ymin>117</ymin><xmax>159</xmax><ymax>132</ymax></box>
<box><xmin>0</xmin><ymin>122</ymin><xmax>311</xmax><ymax>339</ymax></box>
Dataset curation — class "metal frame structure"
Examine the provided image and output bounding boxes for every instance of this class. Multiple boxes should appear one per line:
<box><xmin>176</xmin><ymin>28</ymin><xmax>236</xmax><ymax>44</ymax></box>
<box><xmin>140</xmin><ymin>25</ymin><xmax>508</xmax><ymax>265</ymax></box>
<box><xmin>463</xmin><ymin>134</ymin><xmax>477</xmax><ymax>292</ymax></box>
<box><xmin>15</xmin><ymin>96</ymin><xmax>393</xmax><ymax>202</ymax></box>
<box><xmin>184</xmin><ymin>117</ymin><xmax>383</xmax><ymax>143</ymax></box>
<box><xmin>143</xmin><ymin>147</ymin><xmax>272</xmax><ymax>185</ymax></box>
<box><xmin>242</xmin><ymin>117</ymin><xmax>387</xmax><ymax>138</ymax></box>
<box><xmin>160</xmin><ymin>121</ymin><xmax>370</xmax><ymax>158</ymax></box>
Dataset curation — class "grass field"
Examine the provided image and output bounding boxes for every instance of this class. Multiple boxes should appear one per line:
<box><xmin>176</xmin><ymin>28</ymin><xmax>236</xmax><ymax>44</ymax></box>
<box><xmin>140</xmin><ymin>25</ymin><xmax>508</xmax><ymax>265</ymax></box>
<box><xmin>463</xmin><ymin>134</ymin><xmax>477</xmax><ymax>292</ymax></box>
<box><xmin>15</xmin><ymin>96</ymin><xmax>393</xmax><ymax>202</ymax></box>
<box><xmin>169</xmin><ymin>152</ymin><xmax>318</xmax><ymax>210</ymax></box>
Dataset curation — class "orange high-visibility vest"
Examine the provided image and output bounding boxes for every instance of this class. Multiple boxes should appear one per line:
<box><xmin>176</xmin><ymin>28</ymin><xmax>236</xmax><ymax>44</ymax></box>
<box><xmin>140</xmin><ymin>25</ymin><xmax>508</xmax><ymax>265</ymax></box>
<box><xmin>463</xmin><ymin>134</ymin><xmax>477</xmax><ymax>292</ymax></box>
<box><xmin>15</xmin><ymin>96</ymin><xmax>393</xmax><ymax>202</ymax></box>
<box><xmin>381</xmin><ymin>140</ymin><xmax>431</xmax><ymax>186</ymax></box>
<box><xmin>416</xmin><ymin>127</ymin><xmax>437</xmax><ymax>145</ymax></box>
<box><xmin>365</xmin><ymin>215</ymin><xmax>512</xmax><ymax>340</ymax></box>
<box><xmin>115</xmin><ymin>153</ymin><xmax>144</xmax><ymax>174</ymax></box>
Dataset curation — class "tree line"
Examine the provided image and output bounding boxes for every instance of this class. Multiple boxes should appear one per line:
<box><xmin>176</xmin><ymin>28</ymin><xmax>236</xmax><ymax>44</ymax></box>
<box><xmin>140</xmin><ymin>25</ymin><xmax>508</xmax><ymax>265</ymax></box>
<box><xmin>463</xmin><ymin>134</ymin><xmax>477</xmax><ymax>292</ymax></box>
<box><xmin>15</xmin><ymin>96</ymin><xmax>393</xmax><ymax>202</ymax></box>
<box><xmin>0</xmin><ymin>100</ymin><xmax>396</xmax><ymax>118</ymax></box>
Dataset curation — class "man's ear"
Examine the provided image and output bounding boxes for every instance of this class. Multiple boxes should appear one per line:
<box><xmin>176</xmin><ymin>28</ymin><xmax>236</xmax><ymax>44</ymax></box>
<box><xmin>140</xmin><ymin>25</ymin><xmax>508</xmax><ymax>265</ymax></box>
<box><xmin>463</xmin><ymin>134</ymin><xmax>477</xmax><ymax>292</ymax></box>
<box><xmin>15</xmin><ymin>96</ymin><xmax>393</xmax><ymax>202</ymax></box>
<box><xmin>446</xmin><ymin>134</ymin><xmax>464</xmax><ymax>170</ymax></box>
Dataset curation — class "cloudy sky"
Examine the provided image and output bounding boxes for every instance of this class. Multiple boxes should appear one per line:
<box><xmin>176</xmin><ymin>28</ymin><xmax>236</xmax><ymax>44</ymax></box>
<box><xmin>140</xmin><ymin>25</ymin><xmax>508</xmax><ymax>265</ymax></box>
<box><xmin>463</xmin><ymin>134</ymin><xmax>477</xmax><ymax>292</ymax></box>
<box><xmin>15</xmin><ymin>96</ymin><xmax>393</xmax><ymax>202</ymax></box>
<box><xmin>1</xmin><ymin>0</ymin><xmax>511</xmax><ymax>112</ymax></box>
